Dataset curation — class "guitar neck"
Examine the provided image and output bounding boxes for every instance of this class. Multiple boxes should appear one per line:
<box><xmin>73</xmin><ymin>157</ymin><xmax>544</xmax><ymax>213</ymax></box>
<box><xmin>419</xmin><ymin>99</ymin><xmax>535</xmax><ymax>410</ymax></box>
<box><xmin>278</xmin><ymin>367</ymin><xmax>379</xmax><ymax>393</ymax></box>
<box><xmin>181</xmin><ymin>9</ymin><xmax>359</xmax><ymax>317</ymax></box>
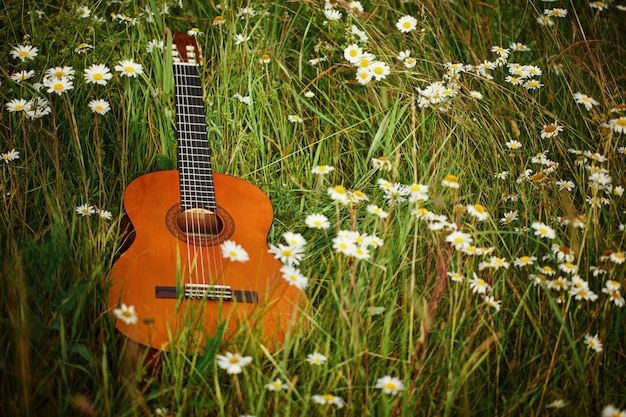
<box><xmin>173</xmin><ymin>62</ymin><xmax>217</xmax><ymax>212</ymax></box>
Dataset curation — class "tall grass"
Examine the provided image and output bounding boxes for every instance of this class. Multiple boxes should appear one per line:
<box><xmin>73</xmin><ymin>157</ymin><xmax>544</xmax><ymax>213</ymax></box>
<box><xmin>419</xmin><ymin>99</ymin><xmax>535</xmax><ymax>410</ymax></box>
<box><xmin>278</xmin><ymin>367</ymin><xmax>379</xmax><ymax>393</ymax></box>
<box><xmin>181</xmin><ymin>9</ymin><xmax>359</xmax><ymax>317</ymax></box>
<box><xmin>1</xmin><ymin>0</ymin><xmax>625</xmax><ymax>415</ymax></box>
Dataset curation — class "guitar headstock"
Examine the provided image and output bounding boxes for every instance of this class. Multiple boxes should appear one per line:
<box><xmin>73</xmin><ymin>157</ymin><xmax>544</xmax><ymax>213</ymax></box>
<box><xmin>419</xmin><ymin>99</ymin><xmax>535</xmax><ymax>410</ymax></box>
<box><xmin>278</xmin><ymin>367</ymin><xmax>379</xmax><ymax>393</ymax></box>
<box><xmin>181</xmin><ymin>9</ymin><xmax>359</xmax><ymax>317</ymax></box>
<box><xmin>171</xmin><ymin>32</ymin><xmax>203</xmax><ymax>66</ymax></box>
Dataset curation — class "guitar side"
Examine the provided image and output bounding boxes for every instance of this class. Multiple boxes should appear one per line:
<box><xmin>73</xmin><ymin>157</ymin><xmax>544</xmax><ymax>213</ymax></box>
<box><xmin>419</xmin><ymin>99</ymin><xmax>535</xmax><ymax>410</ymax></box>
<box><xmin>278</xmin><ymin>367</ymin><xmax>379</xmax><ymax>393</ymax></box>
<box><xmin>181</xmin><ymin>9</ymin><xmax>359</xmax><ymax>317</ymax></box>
<box><xmin>109</xmin><ymin>170</ymin><xmax>305</xmax><ymax>351</ymax></box>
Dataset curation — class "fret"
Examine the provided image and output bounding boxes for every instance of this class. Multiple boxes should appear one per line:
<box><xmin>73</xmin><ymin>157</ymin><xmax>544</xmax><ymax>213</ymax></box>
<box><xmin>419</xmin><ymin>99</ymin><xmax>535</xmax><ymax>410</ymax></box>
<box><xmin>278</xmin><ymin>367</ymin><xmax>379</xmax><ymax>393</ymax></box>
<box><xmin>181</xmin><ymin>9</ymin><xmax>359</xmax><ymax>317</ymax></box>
<box><xmin>179</xmin><ymin>172</ymin><xmax>214</xmax><ymax>178</ymax></box>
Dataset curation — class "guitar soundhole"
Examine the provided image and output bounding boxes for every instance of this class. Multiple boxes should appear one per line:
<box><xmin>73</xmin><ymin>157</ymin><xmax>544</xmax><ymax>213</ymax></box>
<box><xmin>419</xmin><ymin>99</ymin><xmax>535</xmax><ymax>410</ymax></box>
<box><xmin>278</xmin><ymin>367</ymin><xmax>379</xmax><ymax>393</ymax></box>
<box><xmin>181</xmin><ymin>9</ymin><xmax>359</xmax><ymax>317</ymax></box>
<box><xmin>176</xmin><ymin>208</ymin><xmax>223</xmax><ymax>237</ymax></box>
<box><xmin>166</xmin><ymin>204</ymin><xmax>234</xmax><ymax>246</ymax></box>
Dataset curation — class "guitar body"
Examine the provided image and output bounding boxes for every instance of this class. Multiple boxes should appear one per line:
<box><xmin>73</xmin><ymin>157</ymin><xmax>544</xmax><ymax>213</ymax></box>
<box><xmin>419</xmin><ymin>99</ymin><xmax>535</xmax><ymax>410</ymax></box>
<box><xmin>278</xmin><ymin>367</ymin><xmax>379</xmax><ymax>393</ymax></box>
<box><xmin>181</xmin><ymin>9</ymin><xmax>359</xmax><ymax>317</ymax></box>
<box><xmin>109</xmin><ymin>170</ymin><xmax>304</xmax><ymax>351</ymax></box>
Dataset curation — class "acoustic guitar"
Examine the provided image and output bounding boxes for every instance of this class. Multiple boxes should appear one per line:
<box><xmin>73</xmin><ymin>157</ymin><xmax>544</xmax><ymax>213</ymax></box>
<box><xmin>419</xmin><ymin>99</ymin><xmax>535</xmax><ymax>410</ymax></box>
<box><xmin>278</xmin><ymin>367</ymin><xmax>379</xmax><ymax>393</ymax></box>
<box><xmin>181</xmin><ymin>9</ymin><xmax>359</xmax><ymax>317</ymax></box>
<box><xmin>108</xmin><ymin>32</ymin><xmax>306</xmax><ymax>352</ymax></box>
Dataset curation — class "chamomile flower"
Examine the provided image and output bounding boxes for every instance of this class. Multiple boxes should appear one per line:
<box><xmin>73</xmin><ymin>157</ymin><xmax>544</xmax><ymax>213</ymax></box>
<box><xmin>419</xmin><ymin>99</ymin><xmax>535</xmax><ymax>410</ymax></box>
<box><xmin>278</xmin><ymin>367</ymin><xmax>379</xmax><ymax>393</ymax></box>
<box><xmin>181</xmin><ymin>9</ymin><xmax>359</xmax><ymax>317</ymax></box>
<box><xmin>216</xmin><ymin>352</ymin><xmax>253</xmax><ymax>374</ymax></box>
<box><xmin>268</xmin><ymin>243</ymin><xmax>304</xmax><ymax>266</ymax></box>
<box><xmin>540</xmin><ymin>122</ymin><xmax>563</xmax><ymax>139</ymax></box>
<box><xmin>74</xmin><ymin>43</ymin><xmax>93</xmax><ymax>54</ymax></box>
<box><xmin>469</xmin><ymin>273</ymin><xmax>491</xmax><ymax>294</ymax></box>
<box><xmin>306</xmin><ymin>352</ymin><xmax>327</xmax><ymax>365</ymax></box>
<box><xmin>88</xmin><ymin>99</ymin><xmax>111</xmax><ymax>115</ymax></box>
<box><xmin>45</xmin><ymin>66</ymin><xmax>75</xmax><ymax>80</ymax></box>
<box><xmin>441</xmin><ymin>174</ymin><xmax>460</xmax><ymax>189</ymax></box>
<box><xmin>369</xmin><ymin>61</ymin><xmax>390</xmax><ymax>80</ymax></box>
<box><xmin>84</xmin><ymin>64</ymin><xmax>113</xmax><ymax>85</ymax></box>
<box><xmin>467</xmin><ymin>204</ymin><xmax>489</xmax><ymax>221</ymax></box>
<box><xmin>608</xmin><ymin>117</ymin><xmax>626</xmax><ymax>134</ymax></box>
<box><xmin>602</xmin><ymin>405</ymin><xmax>626</xmax><ymax>417</ymax></box>
<box><xmin>288</xmin><ymin>115</ymin><xmax>303</xmax><ymax>123</ymax></box>
<box><xmin>609</xmin><ymin>251</ymin><xmax>625</xmax><ymax>264</ymax></box>
<box><xmin>537</xmin><ymin>16</ymin><xmax>554</xmax><ymax>26</ymax></box>
<box><xmin>96</xmin><ymin>209</ymin><xmax>112</xmax><ymax>220</ymax></box>
<box><xmin>445</xmin><ymin>230</ymin><xmax>473</xmax><ymax>250</ymax></box>
<box><xmin>583</xmin><ymin>334</ymin><xmax>603</xmax><ymax>352</ymax></box>
<box><xmin>590</xmin><ymin>1</ymin><xmax>609</xmax><ymax>10</ymax></box>
<box><xmin>343</xmin><ymin>44</ymin><xmax>363</xmax><ymax>64</ymax></box>
<box><xmin>524</xmin><ymin>79</ymin><xmax>543</xmax><ymax>90</ymax></box>
<box><xmin>5</xmin><ymin>98</ymin><xmax>30</xmax><ymax>113</ymax></box>
<box><xmin>10</xmin><ymin>44</ymin><xmax>39</xmax><ymax>61</ymax></box>
<box><xmin>328</xmin><ymin>185</ymin><xmax>349</xmax><ymax>204</ymax></box>
<box><xmin>505</xmin><ymin>140</ymin><xmax>522</xmax><ymax>149</ymax></box>
<box><xmin>187</xmin><ymin>27</ymin><xmax>203</xmax><ymax>37</ymax></box>
<box><xmin>282</xmin><ymin>232</ymin><xmax>306</xmax><ymax>248</ymax></box>
<box><xmin>76</xmin><ymin>204</ymin><xmax>95</xmax><ymax>217</ymax></box>
<box><xmin>531</xmin><ymin>222</ymin><xmax>556</xmax><ymax>239</ymax></box>
<box><xmin>1</xmin><ymin>149</ymin><xmax>20</xmax><ymax>163</ymax></box>
<box><xmin>558</xmin><ymin>262</ymin><xmax>578</xmax><ymax>274</ymax></box>
<box><xmin>509</xmin><ymin>42</ymin><xmax>531</xmax><ymax>52</ymax></box>
<box><xmin>115</xmin><ymin>59</ymin><xmax>144</xmax><ymax>77</ymax></box>
<box><xmin>332</xmin><ymin>234</ymin><xmax>357</xmax><ymax>256</ymax></box>
<box><xmin>220</xmin><ymin>240</ymin><xmax>250</xmax><ymax>262</ymax></box>
<box><xmin>113</xmin><ymin>303</ymin><xmax>138</xmax><ymax>324</ymax></box>
<box><xmin>43</xmin><ymin>76</ymin><xmax>73</xmax><ymax>95</ymax></box>
<box><xmin>375</xmin><ymin>376</ymin><xmax>404</xmax><ymax>396</ymax></box>
<box><xmin>500</xmin><ymin>211</ymin><xmax>519</xmax><ymax>225</ymax></box>
<box><xmin>514</xmin><ymin>255</ymin><xmax>537</xmax><ymax>267</ymax></box>
<box><xmin>544</xmin><ymin>8</ymin><xmax>567</xmax><ymax>17</ymax></box>
<box><xmin>280</xmin><ymin>265</ymin><xmax>308</xmax><ymax>290</ymax></box>
<box><xmin>483</xmin><ymin>295</ymin><xmax>501</xmax><ymax>312</ymax></box>
<box><xmin>311</xmin><ymin>165</ymin><xmax>334</xmax><ymax>175</ymax></box>
<box><xmin>10</xmin><ymin>70</ymin><xmax>36</xmax><ymax>82</ymax></box>
<box><xmin>356</xmin><ymin>67</ymin><xmax>373</xmax><ymax>84</ymax></box>
<box><xmin>323</xmin><ymin>8</ymin><xmax>342</xmax><ymax>21</ymax></box>
<box><xmin>312</xmin><ymin>394</ymin><xmax>345</xmax><ymax>409</ymax></box>
<box><xmin>396</xmin><ymin>15</ymin><xmax>417</xmax><ymax>33</ymax></box>
<box><xmin>77</xmin><ymin>6</ymin><xmax>91</xmax><ymax>18</ymax></box>
<box><xmin>469</xmin><ymin>91</ymin><xmax>483</xmax><ymax>100</ymax></box>
<box><xmin>265</xmin><ymin>378</ymin><xmax>289</xmax><ymax>392</ymax></box>
<box><xmin>569</xmin><ymin>286</ymin><xmax>598</xmax><ymax>301</ymax></box>
<box><xmin>572</xmin><ymin>92</ymin><xmax>599</xmax><ymax>111</ymax></box>
<box><xmin>366</xmin><ymin>204</ymin><xmax>389</xmax><ymax>219</ymax></box>
<box><xmin>447</xmin><ymin>271</ymin><xmax>465</xmax><ymax>282</ymax></box>
<box><xmin>545</xmin><ymin>400</ymin><xmax>567</xmax><ymax>409</ymax></box>
<box><xmin>370</xmin><ymin>156</ymin><xmax>391</xmax><ymax>171</ymax></box>
<box><xmin>305</xmin><ymin>214</ymin><xmax>330</xmax><ymax>229</ymax></box>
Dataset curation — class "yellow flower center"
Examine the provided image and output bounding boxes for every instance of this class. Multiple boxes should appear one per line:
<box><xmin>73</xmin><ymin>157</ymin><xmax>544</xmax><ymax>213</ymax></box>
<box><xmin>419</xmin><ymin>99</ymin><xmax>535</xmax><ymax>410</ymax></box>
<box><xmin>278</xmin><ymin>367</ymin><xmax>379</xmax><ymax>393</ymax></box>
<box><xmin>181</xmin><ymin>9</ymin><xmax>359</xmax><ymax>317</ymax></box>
<box><xmin>384</xmin><ymin>382</ymin><xmax>397</xmax><ymax>390</ymax></box>
<box><xmin>323</xmin><ymin>394</ymin><xmax>335</xmax><ymax>402</ymax></box>
<box><xmin>617</xmin><ymin>119</ymin><xmax>626</xmax><ymax>127</ymax></box>
<box><xmin>94</xmin><ymin>73</ymin><xmax>103</xmax><ymax>80</ymax></box>
<box><xmin>95</xmin><ymin>105</ymin><xmax>104</xmax><ymax>111</ymax></box>
<box><xmin>229</xmin><ymin>251</ymin><xmax>237</xmax><ymax>257</ymax></box>
<box><xmin>519</xmin><ymin>256</ymin><xmax>530</xmax><ymax>263</ymax></box>
<box><xmin>229</xmin><ymin>356</ymin><xmax>240</xmax><ymax>364</ymax></box>
<box><xmin>54</xmin><ymin>83</ymin><xmax>64</xmax><ymax>91</ymax></box>
<box><xmin>473</xmin><ymin>204</ymin><xmax>485</xmax><ymax>213</ymax></box>
<box><xmin>15</xmin><ymin>105</ymin><xmax>24</xmax><ymax>111</ymax></box>
<box><xmin>19</xmin><ymin>50</ymin><xmax>29</xmax><ymax>57</ymax></box>
<box><xmin>402</xmin><ymin>21</ymin><xmax>411</xmax><ymax>28</ymax></box>
<box><xmin>374</xmin><ymin>67</ymin><xmax>384</xmax><ymax>75</ymax></box>
<box><xmin>333</xmin><ymin>185</ymin><xmax>347</xmax><ymax>194</ymax></box>
<box><xmin>281</xmin><ymin>249</ymin><xmax>293</xmax><ymax>257</ymax></box>
<box><xmin>124</xmin><ymin>66</ymin><xmax>135</xmax><ymax>73</ymax></box>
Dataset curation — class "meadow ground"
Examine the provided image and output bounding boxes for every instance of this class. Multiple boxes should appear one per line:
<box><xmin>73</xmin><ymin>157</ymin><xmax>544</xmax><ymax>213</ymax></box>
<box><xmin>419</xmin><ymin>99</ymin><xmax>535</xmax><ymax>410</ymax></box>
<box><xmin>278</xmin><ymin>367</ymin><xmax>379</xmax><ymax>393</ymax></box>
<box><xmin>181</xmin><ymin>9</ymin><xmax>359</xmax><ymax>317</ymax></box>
<box><xmin>1</xmin><ymin>0</ymin><xmax>626</xmax><ymax>416</ymax></box>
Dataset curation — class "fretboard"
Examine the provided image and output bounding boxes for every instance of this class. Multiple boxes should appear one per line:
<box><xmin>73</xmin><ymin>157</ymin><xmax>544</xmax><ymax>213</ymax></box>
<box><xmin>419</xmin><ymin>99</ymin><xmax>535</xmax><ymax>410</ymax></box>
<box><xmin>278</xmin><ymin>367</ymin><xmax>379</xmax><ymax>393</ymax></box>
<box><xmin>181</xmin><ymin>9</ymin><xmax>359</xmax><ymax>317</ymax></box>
<box><xmin>173</xmin><ymin>62</ymin><xmax>216</xmax><ymax>212</ymax></box>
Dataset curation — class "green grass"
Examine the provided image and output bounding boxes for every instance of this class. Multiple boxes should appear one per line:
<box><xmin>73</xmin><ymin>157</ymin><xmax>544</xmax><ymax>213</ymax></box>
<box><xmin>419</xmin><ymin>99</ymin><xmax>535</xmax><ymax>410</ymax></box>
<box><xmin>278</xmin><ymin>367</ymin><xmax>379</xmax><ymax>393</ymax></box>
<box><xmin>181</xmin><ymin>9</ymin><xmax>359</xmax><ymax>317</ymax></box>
<box><xmin>1</xmin><ymin>0</ymin><xmax>626</xmax><ymax>416</ymax></box>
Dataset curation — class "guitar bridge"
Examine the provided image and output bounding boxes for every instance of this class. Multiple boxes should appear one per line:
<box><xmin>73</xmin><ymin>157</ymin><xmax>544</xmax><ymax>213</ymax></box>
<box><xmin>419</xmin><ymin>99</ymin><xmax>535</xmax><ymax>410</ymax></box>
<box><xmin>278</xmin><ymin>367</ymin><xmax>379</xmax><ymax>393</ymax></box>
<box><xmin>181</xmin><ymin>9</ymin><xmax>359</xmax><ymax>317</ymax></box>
<box><xmin>155</xmin><ymin>284</ymin><xmax>258</xmax><ymax>303</ymax></box>
<box><xmin>185</xmin><ymin>284</ymin><xmax>232</xmax><ymax>300</ymax></box>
